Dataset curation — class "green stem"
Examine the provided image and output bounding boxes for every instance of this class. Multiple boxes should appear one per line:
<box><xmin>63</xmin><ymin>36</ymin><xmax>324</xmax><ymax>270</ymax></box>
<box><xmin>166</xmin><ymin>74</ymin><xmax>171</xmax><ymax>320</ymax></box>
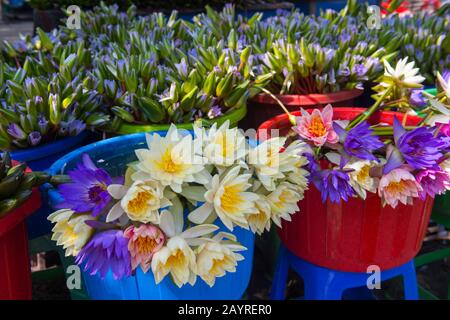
<box><xmin>419</xmin><ymin>111</ymin><xmax>434</xmax><ymax>127</ymax></box>
<box><xmin>346</xmin><ymin>86</ymin><xmax>393</xmax><ymax>130</ymax></box>
<box><xmin>260</xmin><ymin>87</ymin><xmax>296</xmax><ymax>125</ymax></box>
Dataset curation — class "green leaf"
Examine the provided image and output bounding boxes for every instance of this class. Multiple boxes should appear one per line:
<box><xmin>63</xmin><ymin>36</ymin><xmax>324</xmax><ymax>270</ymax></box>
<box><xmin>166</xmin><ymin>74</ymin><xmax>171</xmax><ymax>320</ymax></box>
<box><xmin>37</xmin><ymin>28</ymin><xmax>53</xmax><ymax>51</ymax></box>
<box><xmin>85</xmin><ymin>113</ymin><xmax>110</xmax><ymax>127</ymax></box>
<box><xmin>49</xmin><ymin>93</ymin><xmax>61</xmax><ymax>125</ymax></box>
<box><xmin>216</xmin><ymin>73</ymin><xmax>233</xmax><ymax>99</ymax></box>
<box><xmin>111</xmin><ymin>106</ymin><xmax>135</xmax><ymax>122</ymax></box>
<box><xmin>180</xmin><ymin>86</ymin><xmax>198</xmax><ymax>112</ymax></box>
<box><xmin>138</xmin><ymin>97</ymin><xmax>165</xmax><ymax>123</ymax></box>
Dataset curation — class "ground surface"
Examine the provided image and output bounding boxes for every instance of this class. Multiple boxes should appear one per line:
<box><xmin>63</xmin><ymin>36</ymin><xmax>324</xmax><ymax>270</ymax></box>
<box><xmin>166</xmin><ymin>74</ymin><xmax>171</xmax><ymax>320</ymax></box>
<box><xmin>0</xmin><ymin>5</ymin><xmax>33</xmax><ymax>42</ymax></box>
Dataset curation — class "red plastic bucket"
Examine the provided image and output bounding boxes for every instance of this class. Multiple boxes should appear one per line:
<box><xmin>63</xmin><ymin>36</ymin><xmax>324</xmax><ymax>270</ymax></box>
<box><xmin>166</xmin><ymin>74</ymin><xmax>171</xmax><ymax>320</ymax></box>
<box><xmin>242</xmin><ymin>89</ymin><xmax>363</xmax><ymax>130</ymax></box>
<box><xmin>258</xmin><ymin>108</ymin><xmax>434</xmax><ymax>272</ymax></box>
<box><xmin>0</xmin><ymin>166</ymin><xmax>41</xmax><ymax>300</ymax></box>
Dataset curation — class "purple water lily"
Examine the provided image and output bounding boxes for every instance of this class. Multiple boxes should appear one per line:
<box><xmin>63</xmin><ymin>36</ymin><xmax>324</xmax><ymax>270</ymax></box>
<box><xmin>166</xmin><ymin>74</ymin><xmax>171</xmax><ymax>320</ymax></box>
<box><xmin>410</xmin><ymin>89</ymin><xmax>427</xmax><ymax>107</ymax></box>
<box><xmin>333</xmin><ymin>121</ymin><xmax>384</xmax><ymax>167</ymax></box>
<box><xmin>313</xmin><ymin>169</ymin><xmax>355</xmax><ymax>203</ymax></box>
<box><xmin>175</xmin><ymin>58</ymin><xmax>188</xmax><ymax>78</ymax></box>
<box><xmin>416</xmin><ymin>169</ymin><xmax>450</xmax><ymax>200</ymax></box>
<box><xmin>38</xmin><ymin>115</ymin><xmax>48</xmax><ymax>133</ymax></box>
<box><xmin>302</xmin><ymin>152</ymin><xmax>319</xmax><ymax>183</ymax></box>
<box><xmin>76</xmin><ymin>230</ymin><xmax>131</xmax><ymax>280</ymax></box>
<box><xmin>28</xmin><ymin>131</ymin><xmax>42</xmax><ymax>146</ymax></box>
<box><xmin>7</xmin><ymin>123</ymin><xmax>26</xmax><ymax>140</ymax></box>
<box><xmin>436</xmin><ymin>122</ymin><xmax>450</xmax><ymax>152</ymax></box>
<box><xmin>352</xmin><ymin>64</ymin><xmax>368</xmax><ymax>78</ymax></box>
<box><xmin>442</xmin><ymin>69</ymin><xmax>450</xmax><ymax>82</ymax></box>
<box><xmin>63</xmin><ymin>119</ymin><xmax>86</xmax><ymax>136</ymax></box>
<box><xmin>57</xmin><ymin>154</ymin><xmax>115</xmax><ymax>217</ymax></box>
<box><xmin>207</xmin><ymin>105</ymin><xmax>222</xmax><ymax>119</ymax></box>
<box><xmin>386</xmin><ymin>117</ymin><xmax>445</xmax><ymax>172</ymax></box>
<box><xmin>338</xmin><ymin>66</ymin><xmax>351</xmax><ymax>77</ymax></box>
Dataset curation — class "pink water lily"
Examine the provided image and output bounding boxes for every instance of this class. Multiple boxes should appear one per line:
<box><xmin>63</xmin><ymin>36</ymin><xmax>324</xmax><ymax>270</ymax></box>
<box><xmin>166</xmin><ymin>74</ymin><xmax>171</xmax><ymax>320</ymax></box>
<box><xmin>124</xmin><ymin>224</ymin><xmax>166</xmax><ymax>273</ymax></box>
<box><xmin>378</xmin><ymin>166</ymin><xmax>422</xmax><ymax>208</ymax></box>
<box><xmin>293</xmin><ymin>104</ymin><xmax>339</xmax><ymax>147</ymax></box>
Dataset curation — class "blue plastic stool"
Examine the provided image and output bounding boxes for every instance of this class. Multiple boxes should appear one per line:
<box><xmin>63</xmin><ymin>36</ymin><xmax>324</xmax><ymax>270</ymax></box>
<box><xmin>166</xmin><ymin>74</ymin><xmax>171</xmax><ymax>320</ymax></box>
<box><xmin>271</xmin><ymin>244</ymin><xmax>419</xmax><ymax>300</ymax></box>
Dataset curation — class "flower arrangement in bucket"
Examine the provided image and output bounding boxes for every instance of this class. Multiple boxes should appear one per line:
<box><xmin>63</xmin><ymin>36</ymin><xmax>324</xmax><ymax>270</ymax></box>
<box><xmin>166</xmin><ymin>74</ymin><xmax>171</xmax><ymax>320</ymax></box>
<box><xmin>287</xmin><ymin>57</ymin><xmax>450</xmax><ymax>208</ymax></box>
<box><xmin>48</xmin><ymin>121</ymin><xmax>309</xmax><ymax>297</ymax></box>
<box><xmin>258</xmin><ymin>57</ymin><xmax>450</xmax><ymax>271</ymax></box>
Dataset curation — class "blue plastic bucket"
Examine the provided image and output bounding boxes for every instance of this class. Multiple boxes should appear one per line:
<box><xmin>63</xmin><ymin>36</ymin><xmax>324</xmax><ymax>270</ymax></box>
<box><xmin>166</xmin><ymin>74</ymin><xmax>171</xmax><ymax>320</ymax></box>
<box><xmin>9</xmin><ymin>131</ymin><xmax>92</xmax><ymax>171</ymax></box>
<box><xmin>82</xmin><ymin>222</ymin><xmax>254</xmax><ymax>300</ymax></box>
<box><xmin>5</xmin><ymin>131</ymin><xmax>96</xmax><ymax>239</ymax></box>
<box><xmin>47</xmin><ymin>131</ymin><xmax>255</xmax><ymax>300</ymax></box>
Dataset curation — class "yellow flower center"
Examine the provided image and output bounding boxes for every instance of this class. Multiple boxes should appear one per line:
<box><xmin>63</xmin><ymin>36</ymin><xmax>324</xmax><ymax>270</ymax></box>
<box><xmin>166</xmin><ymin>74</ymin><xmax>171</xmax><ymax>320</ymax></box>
<box><xmin>210</xmin><ymin>257</ymin><xmax>228</xmax><ymax>275</ymax></box>
<box><xmin>166</xmin><ymin>249</ymin><xmax>186</xmax><ymax>269</ymax></box>
<box><xmin>385</xmin><ymin>181</ymin><xmax>407</xmax><ymax>194</ymax></box>
<box><xmin>63</xmin><ymin>223</ymin><xmax>77</xmax><ymax>243</ymax></box>
<box><xmin>220</xmin><ymin>185</ymin><xmax>243</xmax><ymax>214</ymax></box>
<box><xmin>356</xmin><ymin>165</ymin><xmax>371</xmax><ymax>182</ymax></box>
<box><xmin>309</xmin><ymin>116</ymin><xmax>326</xmax><ymax>137</ymax></box>
<box><xmin>216</xmin><ymin>132</ymin><xmax>236</xmax><ymax>158</ymax></box>
<box><xmin>158</xmin><ymin>148</ymin><xmax>184</xmax><ymax>173</ymax></box>
<box><xmin>266</xmin><ymin>148</ymin><xmax>279</xmax><ymax>167</ymax></box>
<box><xmin>135</xmin><ymin>236</ymin><xmax>159</xmax><ymax>255</ymax></box>
<box><xmin>128</xmin><ymin>191</ymin><xmax>153</xmax><ymax>214</ymax></box>
<box><xmin>248</xmin><ymin>210</ymin><xmax>268</xmax><ymax>225</ymax></box>
<box><xmin>274</xmin><ymin>189</ymin><xmax>291</xmax><ymax>209</ymax></box>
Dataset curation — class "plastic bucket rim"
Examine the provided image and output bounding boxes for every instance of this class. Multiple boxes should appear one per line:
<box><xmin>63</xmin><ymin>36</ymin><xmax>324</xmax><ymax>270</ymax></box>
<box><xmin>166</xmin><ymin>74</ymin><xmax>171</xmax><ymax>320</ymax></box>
<box><xmin>251</xmin><ymin>88</ymin><xmax>364</xmax><ymax>105</ymax></box>
<box><xmin>257</xmin><ymin>107</ymin><xmax>423</xmax><ymax>140</ymax></box>
<box><xmin>5</xmin><ymin>131</ymin><xmax>90</xmax><ymax>163</ymax></box>
<box><xmin>116</xmin><ymin>105</ymin><xmax>247</xmax><ymax>134</ymax></box>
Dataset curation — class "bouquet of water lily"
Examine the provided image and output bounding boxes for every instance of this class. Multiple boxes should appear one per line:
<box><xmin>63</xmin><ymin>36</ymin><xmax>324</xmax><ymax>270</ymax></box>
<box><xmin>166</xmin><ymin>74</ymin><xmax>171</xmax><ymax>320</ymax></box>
<box><xmin>48</xmin><ymin>121</ymin><xmax>309</xmax><ymax>287</ymax></box>
<box><xmin>279</xmin><ymin>102</ymin><xmax>450</xmax><ymax>208</ymax></box>
<box><xmin>275</xmin><ymin>58</ymin><xmax>450</xmax><ymax>208</ymax></box>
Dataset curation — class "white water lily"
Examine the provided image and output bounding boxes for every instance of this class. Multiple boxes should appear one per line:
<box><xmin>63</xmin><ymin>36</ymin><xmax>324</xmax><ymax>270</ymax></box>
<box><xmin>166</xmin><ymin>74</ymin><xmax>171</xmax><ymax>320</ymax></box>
<box><xmin>151</xmin><ymin>210</ymin><xmax>218</xmax><ymax>287</ymax></box>
<box><xmin>151</xmin><ymin>236</ymin><xmax>197</xmax><ymax>287</ymax></box>
<box><xmin>247</xmin><ymin>194</ymin><xmax>272</xmax><ymax>234</ymax></box>
<box><xmin>134</xmin><ymin>125</ymin><xmax>209</xmax><ymax>193</ymax></box>
<box><xmin>440</xmin><ymin>158</ymin><xmax>450</xmax><ymax>174</ymax></box>
<box><xmin>286</xmin><ymin>166</ymin><xmax>309</xmax><ymax>191</ymax></box>
<box><xmin>281</xmin><ymin>140</ymin><xmax>309</xmax><ymax>190</ymax></box>
<box><xmin>344</xmin><ymin>159</ymin><xmax>380</xmax><ymax>200</ymax></box>
<box><xmin>196</xmin><ymin>232</ymin><xmax>246</xmax><ymax>287</ymax></box>
<box><xmin>48</xmin><ymin>209</ymin><xmax>94</xmax><ymax>257</ymax></box>
<box><xmin>437</xmin><ymin>71</ymin><xmax>450</xmax><ymax>99</ymax></box>
<box><xmin>249</xmin><ymin>138</ymin><xmax>309</xmax><ymax>191</ymax></box>
<box><xmin>188</xmin><ymin>166</ymin><xmax>258</xmax><ymax>231</ymax></box>
<box><xmin>196</xmin><ymin>121</ymin><xmax>247</xmax><ymax>167</ymax></box>
<box><xmin>248</xmin><ymin>137</ymin><xmax>286</xmax><ymax>190</ymax></box>
<box><xmin>267</xmin><ymin>182</ymin><xmax>302</xmax><ymax>227</ymax></box>
<box><xmin>381</xmin><ymin>57</ymin><xmax>425</xmax><ymax>88</ymax></box>
<box><xmin>119</xmin><ymin>180</ymin><xmax>171</xmax><ymax>223</ymax></box>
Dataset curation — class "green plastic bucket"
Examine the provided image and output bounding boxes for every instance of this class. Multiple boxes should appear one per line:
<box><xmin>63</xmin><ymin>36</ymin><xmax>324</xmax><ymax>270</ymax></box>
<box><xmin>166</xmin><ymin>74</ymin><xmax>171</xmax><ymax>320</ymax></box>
<box><xmin>116</xmin><ymin>106</ymin><xmax>247</xmax><ymax>134</ymax></box>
